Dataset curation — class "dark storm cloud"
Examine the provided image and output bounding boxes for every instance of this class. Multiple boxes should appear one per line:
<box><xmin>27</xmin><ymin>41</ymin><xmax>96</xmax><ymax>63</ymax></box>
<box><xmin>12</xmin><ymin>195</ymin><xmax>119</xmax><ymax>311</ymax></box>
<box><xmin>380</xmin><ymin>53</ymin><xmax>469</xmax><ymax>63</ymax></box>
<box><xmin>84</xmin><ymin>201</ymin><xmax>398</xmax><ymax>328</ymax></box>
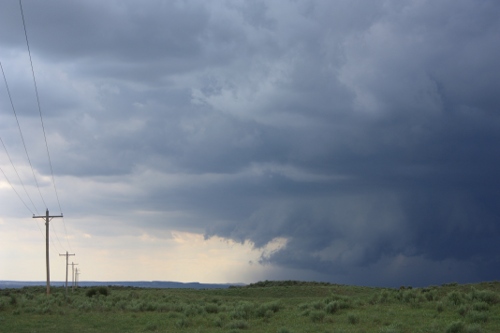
<box><xmin>1</xmin><ymin>0</ymin><xmax>500</xmax><ymax>286</ymax></box>
<box><xmin>198</xmin><ymin>0</ymin><xmax>500</xmax><ymax>285</ymax></box>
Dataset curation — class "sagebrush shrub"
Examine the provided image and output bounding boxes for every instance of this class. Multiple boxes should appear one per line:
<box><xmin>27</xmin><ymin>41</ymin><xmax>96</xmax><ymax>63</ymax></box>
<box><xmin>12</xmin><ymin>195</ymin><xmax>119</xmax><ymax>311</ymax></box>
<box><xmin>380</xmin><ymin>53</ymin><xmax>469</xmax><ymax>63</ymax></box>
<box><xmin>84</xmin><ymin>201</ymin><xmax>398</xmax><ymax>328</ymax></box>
<box><xmin>227</xmin><ymin>320</ymin><xmax>249</xmax><ymax>329</ymax></box>
<box><xmin>446</xmin><ymin>321</ymin><xmax>465</xmax><ymax>333</ymax></box>
<box><xmin>212</xmin><ymin>315</ymin><xmax>224</xmax><ymax>328</ymax></box>
<box><xmin>402</xmin><ymin>290</ymin><xmax>418</xmax><ymax>304</ymax></box>
<box><xmin>205</xmin><ymin>303</ymin><xmax>219</xmax><ymax>314</ymax></box>
<box><xmin>347</xmin><ymin>313</ymin><xmax>359</xmax><ymax>324</ymax></box>
<box><xmin>175</xmin><ymin>316</ymin><xmax>190</xmax><ymax>328</ymax></box>
<box><xmin>467</xmin><ymin>311</ymin><xmax>488</xmax><ymax>323</ymax></box>
<box><xmin>466</xmin><ymin>324</ymin><xmax>482</xmax><ymax>333</ymax></box>
<box><xmin>309</xmin><ymin>310</ymin><xmax>325</xmax><ymax>322</ymax></box>
<box><xmin>368</xmin><ymin>293</ymin><xmax>378</xmax><ymax>305</ymax></box>
<box><xmin>265</xmin><ymin>301</ymin><xmax>281</xmax><ymax>313</ymax></box>
<box><xmin>379</xmin><ymin>324</ymin><xmax>402</xmax><ymax>333</ymax></box>
<box><xmin>277</xmin><ymin>328</ymin><xmax>293</xmax><ymax>333</ymax></box>
<box><xmin>469</xmin><ymin>289</ymin><xmax>499</xmax><ymax>305</ymax></box>
<box><xmin>144</xmin><ymin>322</ymin><xmax>158</xmax><ymax>331</ymax></box>
<box><xmin>155</xmin><ymin>302</ymin><xmax>170</xmax><ymax>312</ymax></box>
<box><xmin>311</xmin><ymin>300</ymin><xmax>324</xmax><ymax>310</ymax></box>
<box><xmin>379</xmin><ymin>290</ymin><xmax>390</xmax><ymax>303</ymax></box>
<box><xmin>297</xmin><ymin>303</ymin><xmax>309</xmax><ymax>311</ymax></box>
<box><xmin>447</xmin><ymin>291</ymin><xmax>464</xmax><ymax>306</ymax></box>
<box><xmin>325</xmin><ymin>301</ymin><xmax>339</xmax><ymax>314</ymax></box>
<box><xmin>85</xmin><ymin>287</ymin><xmax>109</xmax><ymax>298</ymax></box>
<box><xmin>256</xmin><ymin>300</ymin><xmax>281</xmax><ymax>318</ymax></box>
<box><xmin>458</xmin><ymin>305</ymin><xmax>469</xmax><ymax>316</ymax></box>
<box><xmin>437</xmin><ymin>302</ymin><xmax>445</xmax><ymax>313</ymax></box>
<box><xmin>185</xmin><ymin>304</ymin><xmax>202</xmax><ymax>317</ymax></box>
<box><xmin>425</xmin><ymin>291</ymin><xmax>435</xmax><ymax>301</ymax></box>
<box><xmin>37</xmin><ymin>305</ymin><xmax>52</xmax><ymax>315</ymax></box>
<box><xmin>471</xmin><ymin>302</ymin><xmax>488</xmax><ymax>312</ymax></box>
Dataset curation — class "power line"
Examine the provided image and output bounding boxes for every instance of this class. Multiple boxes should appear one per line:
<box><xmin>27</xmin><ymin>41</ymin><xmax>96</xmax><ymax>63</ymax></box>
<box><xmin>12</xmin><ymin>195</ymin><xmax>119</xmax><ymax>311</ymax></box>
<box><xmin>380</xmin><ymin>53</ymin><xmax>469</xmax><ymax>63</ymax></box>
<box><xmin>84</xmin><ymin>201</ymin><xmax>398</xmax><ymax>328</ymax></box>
<box><xmin>19</xmin><ymin>0</ymin><xmax>73</xmax><ymax>252</ymax></box>
<box><xmin>61</xmin><ymin>216</ymin><xmax>73</xmax><ymax>252</ymax></box>
<box><xmin>0</xmin><ymin>144</ymin><xmax>46</xmax><ymax>240</ymax></box>
<box><xmin>0</xmin><ymin>60</ymin><xmax>46</xmax><ymax>210</ymax></box>
<box><xmin>51</xmin><ymin>221</ymin><xmax>66</xmax><ymax>253</ymax></box>
<box><xmin>0</xmin><ymin>4</ymin><xmax>73</xmax><ymax>277</ymax></box>
<box><xmin>0</xmin><ymin>141</ymin><xmax>62</xmax><ymax>256</ymax></box>
<box><xmin>0</xmin><ymin>136</ymin><xmax>38</xmax><ymax>214</ymax></box>
<box><xmin>0</xmin><ymin>165</ymin><xmax>47</xmax><ymax>245</ymax></box>
<box><xmin>0</xmin><ymin>163</ymin><xmax>34</xmax><ymax>215</ymax></box>
<box><xmin>19</xmin><ymin>0</ymin><xmax>60</xmax><ymax>210</ymax></box>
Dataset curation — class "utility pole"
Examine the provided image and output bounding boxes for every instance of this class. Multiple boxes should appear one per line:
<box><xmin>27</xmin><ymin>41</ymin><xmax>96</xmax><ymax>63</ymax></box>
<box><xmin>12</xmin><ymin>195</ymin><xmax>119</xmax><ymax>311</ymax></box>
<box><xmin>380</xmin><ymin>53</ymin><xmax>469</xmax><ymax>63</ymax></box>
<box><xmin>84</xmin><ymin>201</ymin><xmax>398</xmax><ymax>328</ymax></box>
<box><xmin>75</xmin><ymin>268</ymin><xmax>80</xmax><ymax>288</ymax></box>
<box><xmin>59</xmin><ymin>251</ymin><xmax>75</xmax><ymax>297</ymax></box>
<box><xmin>70</xmin><ymin>262</ymin><xmax>78</xmax><ymax>291</ymax></box>
<box><xmin>33</xmin><ymin>209</ymin><xmax>63</xmax><ymax>295</ymax></box>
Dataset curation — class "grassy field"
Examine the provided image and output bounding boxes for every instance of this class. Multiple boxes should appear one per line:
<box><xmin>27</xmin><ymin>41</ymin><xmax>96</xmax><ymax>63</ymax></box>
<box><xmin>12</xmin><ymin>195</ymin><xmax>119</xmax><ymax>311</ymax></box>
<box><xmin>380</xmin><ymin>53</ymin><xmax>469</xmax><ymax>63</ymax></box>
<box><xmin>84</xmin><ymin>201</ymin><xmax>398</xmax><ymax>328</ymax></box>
<box><xmin>0</xmin><ymin>280</ymin><xmax>499</xmax><ymax>333</ymax></box>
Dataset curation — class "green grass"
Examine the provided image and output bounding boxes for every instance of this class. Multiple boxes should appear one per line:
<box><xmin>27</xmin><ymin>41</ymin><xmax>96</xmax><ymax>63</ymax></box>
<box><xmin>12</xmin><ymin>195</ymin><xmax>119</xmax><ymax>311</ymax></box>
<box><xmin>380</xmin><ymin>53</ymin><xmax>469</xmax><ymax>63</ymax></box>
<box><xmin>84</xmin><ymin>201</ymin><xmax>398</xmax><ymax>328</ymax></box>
<box><xmin>0</xmin><ymin>281</ymin><xmax>499</xmax><ymax>332</ymax></box>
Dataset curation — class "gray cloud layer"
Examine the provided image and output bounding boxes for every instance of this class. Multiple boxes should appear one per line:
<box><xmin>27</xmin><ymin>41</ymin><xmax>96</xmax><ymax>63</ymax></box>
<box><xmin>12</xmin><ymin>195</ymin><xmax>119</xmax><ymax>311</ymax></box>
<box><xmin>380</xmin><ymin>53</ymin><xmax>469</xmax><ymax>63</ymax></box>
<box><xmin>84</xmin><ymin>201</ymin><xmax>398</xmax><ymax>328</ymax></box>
<box><xmin>1</xmin><ymin>0</ymin><xmax>499</xmax><ymax>286</ymax></box>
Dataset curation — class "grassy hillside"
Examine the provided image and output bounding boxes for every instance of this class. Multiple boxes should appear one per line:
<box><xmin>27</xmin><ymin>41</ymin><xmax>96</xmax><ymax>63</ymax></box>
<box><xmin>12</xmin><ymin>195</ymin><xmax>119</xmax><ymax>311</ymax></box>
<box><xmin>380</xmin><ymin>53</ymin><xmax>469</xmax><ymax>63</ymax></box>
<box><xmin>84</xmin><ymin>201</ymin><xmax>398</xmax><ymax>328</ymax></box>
<box><xmin>0</xmin><ymin>280</ymin><xmax>499</xmax><ymax>332</ymax></box>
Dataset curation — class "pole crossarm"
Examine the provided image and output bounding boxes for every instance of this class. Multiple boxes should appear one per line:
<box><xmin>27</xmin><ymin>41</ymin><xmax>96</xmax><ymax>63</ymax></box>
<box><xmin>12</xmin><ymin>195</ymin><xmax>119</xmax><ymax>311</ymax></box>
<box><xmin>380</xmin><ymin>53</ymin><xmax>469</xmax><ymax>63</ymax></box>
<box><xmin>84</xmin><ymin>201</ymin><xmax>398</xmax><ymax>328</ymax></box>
<box><xmin>33</xmin><ymin>213</ymin><xmax>63</xmax><ymax>219</ymax></box>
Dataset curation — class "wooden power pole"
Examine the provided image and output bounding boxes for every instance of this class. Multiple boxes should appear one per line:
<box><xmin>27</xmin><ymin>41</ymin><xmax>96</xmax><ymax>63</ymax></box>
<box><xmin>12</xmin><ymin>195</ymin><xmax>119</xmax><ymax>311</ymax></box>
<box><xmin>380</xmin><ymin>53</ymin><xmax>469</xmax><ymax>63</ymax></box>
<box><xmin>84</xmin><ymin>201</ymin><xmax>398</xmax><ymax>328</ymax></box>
<box><xmin>71</xmin><ymin>262</ymin><xmax>78</xmax><ymax>291</ymax></box>
<box><xmin>33</xmin><ymin>209</ymin><xmax>63</xmax><ymax>295</ymax></box>
<box><xmin>59</xmin><ymin>251</ymin><xmax>75</xmax><ymax>297</ymax></box>
<box><xmin>75</xmin><ymin>268</ymin><xmax>80</xmax><ymax>287</ymax></box>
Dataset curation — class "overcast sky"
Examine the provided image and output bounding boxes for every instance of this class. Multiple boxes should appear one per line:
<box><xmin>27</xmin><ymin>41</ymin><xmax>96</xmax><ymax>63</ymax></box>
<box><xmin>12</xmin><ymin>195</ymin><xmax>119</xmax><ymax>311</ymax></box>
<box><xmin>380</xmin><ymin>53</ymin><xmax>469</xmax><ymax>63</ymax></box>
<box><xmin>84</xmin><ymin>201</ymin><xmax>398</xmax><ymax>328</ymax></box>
<box><xmin>1</xmin><ymin>0</ymin><xmax>499</xmax><ymax>287</ymax></box>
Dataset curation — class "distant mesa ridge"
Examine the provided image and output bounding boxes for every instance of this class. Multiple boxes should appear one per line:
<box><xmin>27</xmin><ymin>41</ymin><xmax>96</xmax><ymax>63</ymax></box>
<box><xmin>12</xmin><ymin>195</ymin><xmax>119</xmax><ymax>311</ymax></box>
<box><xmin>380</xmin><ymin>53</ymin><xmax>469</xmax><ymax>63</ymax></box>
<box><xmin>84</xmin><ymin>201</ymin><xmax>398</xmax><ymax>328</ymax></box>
<box><xmin>0</xmin><ymin>280</ymin><xmax>243</xmax><ymax>289</ymax></box>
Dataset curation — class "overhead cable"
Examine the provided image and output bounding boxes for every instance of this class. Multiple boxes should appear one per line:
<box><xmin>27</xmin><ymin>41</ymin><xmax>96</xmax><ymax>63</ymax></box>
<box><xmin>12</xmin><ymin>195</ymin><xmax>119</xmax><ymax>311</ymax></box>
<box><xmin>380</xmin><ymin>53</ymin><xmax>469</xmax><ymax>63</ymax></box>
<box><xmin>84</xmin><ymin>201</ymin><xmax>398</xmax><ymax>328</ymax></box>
<box><xmin>0</xmin><ymin>60</ymin><xmax>46</xmax><ymax>210</ymax></box>
<box><xmin>0</xmin><ymin>137</ymin><xmax>38</xmax><ymax>214</ymax></box>
<box><xmin>19</xmin><ymin>1</ymin><xmax>75</xmax><ymax>252</ymax></box>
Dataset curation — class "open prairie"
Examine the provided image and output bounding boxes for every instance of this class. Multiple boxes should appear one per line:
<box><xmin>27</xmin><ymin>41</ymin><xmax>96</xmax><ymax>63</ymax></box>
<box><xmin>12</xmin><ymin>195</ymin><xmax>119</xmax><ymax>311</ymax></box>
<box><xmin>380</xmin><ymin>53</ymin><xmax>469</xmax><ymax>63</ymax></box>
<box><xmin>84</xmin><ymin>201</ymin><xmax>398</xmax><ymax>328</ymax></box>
<box><xmin>1</xmin><ymin>281</ymin><xmax>499</xmax><ymax>333</ymax></box>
